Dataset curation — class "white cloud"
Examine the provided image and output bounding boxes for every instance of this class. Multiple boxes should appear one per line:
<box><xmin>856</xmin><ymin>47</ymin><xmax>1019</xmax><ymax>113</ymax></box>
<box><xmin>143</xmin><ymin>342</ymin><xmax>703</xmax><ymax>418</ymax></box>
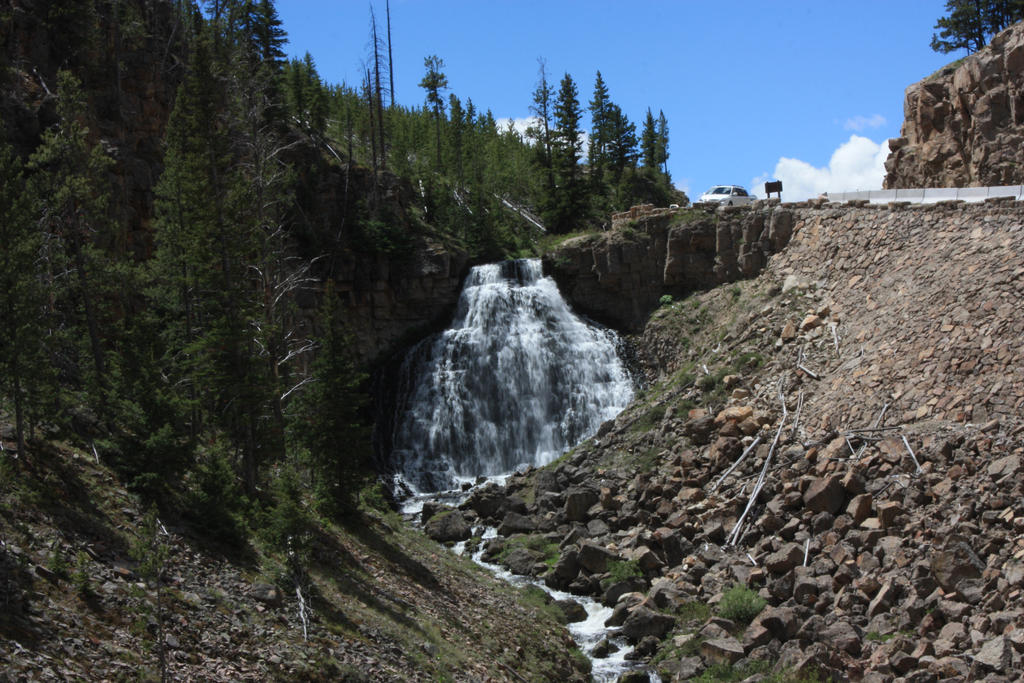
<box><xmin>495</xmin><ymin>116</ymin><xmax>590</xmax><ymax>157</ymax></box>
<box><xmin>843</xmin><ymin>114</ymin><xmax>886</xmax><ymax>132</ymax></box>
<box><xmin>751</xmin><ymin>135</ymin><xmax>888</xmax><ymax>202</ymax></box>
<box><xmin>496</xmin><ymin>116</ymin><xmax>539</xmax><ymax>141</ymax></box>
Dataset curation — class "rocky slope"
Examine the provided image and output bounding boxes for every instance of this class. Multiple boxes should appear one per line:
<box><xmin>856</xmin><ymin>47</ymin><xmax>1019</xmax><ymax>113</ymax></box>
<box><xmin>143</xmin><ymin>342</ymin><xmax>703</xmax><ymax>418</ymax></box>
<box><xmin>439</xmin><ymin>199</ymin><xmax>1024</xmax><ymax>681</ymax></box>
<box><xmin>0</xmin><ymin>439</ymin><xmax>589</xmax><ymax>681</ymax></box>
<box><xmin>884</xmin><ymin>21</ymin><xmax>1024</xmax><ymax>189</ymax></box>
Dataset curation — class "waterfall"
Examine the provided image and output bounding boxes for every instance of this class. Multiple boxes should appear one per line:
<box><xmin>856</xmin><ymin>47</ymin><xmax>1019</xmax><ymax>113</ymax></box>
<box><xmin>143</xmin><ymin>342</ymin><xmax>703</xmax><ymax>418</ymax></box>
<box><xmin>391</xmin><ymin>259</ymin><xmax>634</xmax><ymax>493</ymax></box>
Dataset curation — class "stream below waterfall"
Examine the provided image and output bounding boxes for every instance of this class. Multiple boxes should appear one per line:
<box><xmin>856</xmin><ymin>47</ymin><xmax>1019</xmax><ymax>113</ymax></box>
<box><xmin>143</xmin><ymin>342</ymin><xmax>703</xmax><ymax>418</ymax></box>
<box><xmin>388</xmin><ymin>259</ymin><xmax>645</xmax><ymax>679</ymax></box>
<box><xmin>402</xmin><ymin>496</ymin><xmax>646</xmax><ymax>682</ymax></box>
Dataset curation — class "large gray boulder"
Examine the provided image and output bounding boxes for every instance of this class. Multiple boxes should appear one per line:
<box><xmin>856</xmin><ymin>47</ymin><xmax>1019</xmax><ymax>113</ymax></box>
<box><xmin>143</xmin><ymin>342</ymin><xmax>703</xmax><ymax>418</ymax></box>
<box><xmin>424</xmin><ymin>510</ymin><xmax>471</xmax><ymax>543</ymax></box>
<box><xmin>620</xmin><ymin>606</ymin><xmax>675</xmax><ymax>643</ymax></box>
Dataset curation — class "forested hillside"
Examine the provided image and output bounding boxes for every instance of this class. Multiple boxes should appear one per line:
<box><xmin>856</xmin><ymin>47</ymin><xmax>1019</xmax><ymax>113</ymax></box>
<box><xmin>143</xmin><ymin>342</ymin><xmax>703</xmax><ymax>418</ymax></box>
<box><xmin>0</xmin><ymin>2</ymin><xmax>684</xmax><ymax>677</ymax></box>
<box><xmin>0</xmin><ymin>0</ymin><xmax>682</xmax><ymax>532</ymax></box>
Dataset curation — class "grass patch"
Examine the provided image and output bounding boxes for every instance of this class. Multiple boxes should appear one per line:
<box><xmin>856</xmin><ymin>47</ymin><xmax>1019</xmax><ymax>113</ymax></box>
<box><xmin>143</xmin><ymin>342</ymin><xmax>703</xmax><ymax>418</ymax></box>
<box><xmin>693</xmin><ymin>660</ymin><xmax>772</xmax><ymax>682</ymax></box>
<box><xmin>629</xmin><ymin>404</ymin><xmax>667</xmax><ymax>433</ymax></box>
<box><xmin>531</xmin><ymin>229</ymin><xmax>604</xmax><ymax>256</ymax></box>
<box><xmin>602</xmin><ymin>559</ymin><xmax>642</xmax><ymax>587</ymax></box>
<box><xmin>668</xmin><ymin>207</ymin><xmax>708</xmax><ymax>227</ymax></box>
<box><xmin>675</xmin><ymin>600</ymin><xmax>712</xmax><ymax>625</ymax></box>
<box><xmin>717</xmin><ymin>584</ymin><xmax>766</xmax><ymax>624</ymax></box>
<box><xmin>498</xmin><ymin>534</ymin><xmax>560</xmax><ymax>568</ymax></box>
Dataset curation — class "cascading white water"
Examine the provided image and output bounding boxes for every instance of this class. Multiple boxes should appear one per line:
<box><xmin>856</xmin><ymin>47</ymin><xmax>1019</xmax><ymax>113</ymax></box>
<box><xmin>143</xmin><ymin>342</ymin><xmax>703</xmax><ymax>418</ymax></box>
<box><xmin>391</xmin><ymin>259</ymin><xmax>633</xmax><ymax>493</ymax></box>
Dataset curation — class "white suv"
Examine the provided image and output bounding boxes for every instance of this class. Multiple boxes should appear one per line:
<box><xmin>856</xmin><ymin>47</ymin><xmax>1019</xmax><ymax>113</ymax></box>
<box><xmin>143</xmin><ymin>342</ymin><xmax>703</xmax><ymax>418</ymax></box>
<box><xmin>697</xmin><ymin>185</ymin><xmax>757</xmax><ymax>206</ymax></box>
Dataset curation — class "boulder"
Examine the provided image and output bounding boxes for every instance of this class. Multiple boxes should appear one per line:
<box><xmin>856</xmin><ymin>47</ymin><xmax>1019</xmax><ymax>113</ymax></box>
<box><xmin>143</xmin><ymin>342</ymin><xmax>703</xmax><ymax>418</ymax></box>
<box><xmin>577</xmin><ymin>542</ymin><xmax>617</xmax><ymax>574</ymax></box>
<box><xmin>553</xmin><ymin>598</ymin><xmax>587</xmax><ymax>623</ymax></box>
<box><xmin>973</xmin><ymin>636</ymin><xmax>1014</xmax><ymax>674</ymax></box>
<box><xmin>497</xmin><ymin>511</ymin><xmax>536</xmax><ymax>536</ymax></box>
<box><xmin>424</xmin><ymin>510</ymin><xmax>471</xmax><ymax>542</ymax></box>
<box><xmin>988</xmin><ymin>453</ymin><xmax>1021</xmax><ymax>478</ymax></box>
<box><xmin>504</xmin><ymin>547</ymin><xmax>538</xmax><ymax>576</ymax></box>
<box><xmin>620</xmin><ymin>606</ymin><xmax>675</xmax><ymax>643</ymax></box>
<box><xmin>463</xmin><ymin>487</ymin><xmax>505</xmax><ymax>519</ymax></box>
<box><xmin>564</xmin><ymin>487</ymin><xmax>599</xmax><ymax>522</ymax></box>
<box><xmin>700</xmin><ymin>636</ymin><xmax>745</xmax><ymax>665</ymax></box>
<box><xmin>755</xmin><ymin>606</ymin><xmax>798</xmax><ymax>641</ymax></box>
<box><xmin>803</xmin><ymin>476</ymin><xmax>845</xmax><ymax>514</ymax></box>
<box><xmin>821</xmin><ymin>620</ymin><xmax>862</xmax><ymax>656</ymax></box>
<box><xmin>603</xmin><ymin>577</ymin><xmax>646</xmax><ymax>607</ymax></box>
<box><xmin>930</xmin><ymin>539</ymin><xmax>984</xmax><ymax>592</ymax></box>
<box><xmin>683</xmin><ymin>414</ymin><xmax>716</xmax><ymax>445</ymax></box>
<box><xmin>250</xmin><ymin>582</ymin><xmax>282</xmax><ymax>607</ymax></box>
<box><xmin>765</xmin><ymin>543</ymin><xmax>804</xmax><ymax>574</ymax></box>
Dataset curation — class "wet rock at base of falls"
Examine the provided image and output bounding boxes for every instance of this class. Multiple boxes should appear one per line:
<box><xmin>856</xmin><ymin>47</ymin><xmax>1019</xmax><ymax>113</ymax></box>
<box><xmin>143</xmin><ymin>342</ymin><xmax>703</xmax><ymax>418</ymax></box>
<box><xmin>504</xmin><ymin>547</ymin><xmax>540</xmax><ymax>576</ymax></box>
<box><xmin>591</xmin><ymin>637</ymin><xmax>619</xmax><ymax>658</ymax></box>
<box><xmin>424</xmin><ymin>510</ymin><xmax>471</xmax><ymax>543</ymax></box>
<box><xmin>553</xmin><ymin>598</ymin><xmax>588</xmax><ymax>623</ymax></box>
<box><xmin>603</xmin><ymin>577</ymin><xmax>647</xmax><ymax>607</ymax></box>
<box><xmin>545</xmin><ymin>548</ymin><xmax>581</xmax><ymax>590</ymax></box>
<box><xmin>605</xmin><ymin>593</ymin><xmax>645</xmax><ymax>627</ymax></box>
<box><xmin>461</xmin><ymin>486</ymin><xmax>506</xmax><ymax>520</ymax></box>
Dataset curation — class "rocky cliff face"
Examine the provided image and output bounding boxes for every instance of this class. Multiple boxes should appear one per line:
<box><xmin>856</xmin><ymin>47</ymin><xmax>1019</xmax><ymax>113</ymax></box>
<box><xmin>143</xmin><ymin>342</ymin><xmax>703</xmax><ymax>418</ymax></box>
<box><xmin>884</xmin><ymin>21</ymin><xmax>1024</xmax><ymax>188</ymax></box>
<box><xmin>544</xmin><ymin>206</ymin><xmax>794</xmax><ymax>332</ymax></box>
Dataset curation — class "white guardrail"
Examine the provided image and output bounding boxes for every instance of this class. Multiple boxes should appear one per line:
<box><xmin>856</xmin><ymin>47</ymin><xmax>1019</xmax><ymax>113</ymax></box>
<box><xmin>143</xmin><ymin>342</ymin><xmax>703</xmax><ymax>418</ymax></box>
<box><xmin>824</xmin><ymin>185</ymin><xmax>1024</xmax><ymax>204</ymax></box>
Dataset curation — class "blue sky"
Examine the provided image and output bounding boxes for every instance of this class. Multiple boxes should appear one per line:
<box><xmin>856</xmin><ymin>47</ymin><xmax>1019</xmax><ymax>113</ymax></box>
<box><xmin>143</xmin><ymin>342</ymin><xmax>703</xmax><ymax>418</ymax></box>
<box><xmin>277</xmin><ymin>1</ymin><xmax>960</xmax><ymax>201</ymax></box>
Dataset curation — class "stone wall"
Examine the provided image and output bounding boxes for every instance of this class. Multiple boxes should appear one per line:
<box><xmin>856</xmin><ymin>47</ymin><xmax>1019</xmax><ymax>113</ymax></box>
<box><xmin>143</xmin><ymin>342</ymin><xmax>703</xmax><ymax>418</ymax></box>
<box><xmin>884</xmin><ymin>21</ymin><xmax>1024</xmax><ymax>189</ymax></box>
<box><xmin>543</xmin><ymin>205</ymin><xmax>795</xmax><ymax>331</ymax></box>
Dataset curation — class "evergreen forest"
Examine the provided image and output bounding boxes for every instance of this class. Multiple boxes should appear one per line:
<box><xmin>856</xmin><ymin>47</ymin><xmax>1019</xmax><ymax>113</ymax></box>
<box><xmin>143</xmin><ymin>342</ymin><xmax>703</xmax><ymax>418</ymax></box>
<box><xmin>0</xmin><ymin>0</ymin><xmax>684</xmax><ymax>556</ymax></box>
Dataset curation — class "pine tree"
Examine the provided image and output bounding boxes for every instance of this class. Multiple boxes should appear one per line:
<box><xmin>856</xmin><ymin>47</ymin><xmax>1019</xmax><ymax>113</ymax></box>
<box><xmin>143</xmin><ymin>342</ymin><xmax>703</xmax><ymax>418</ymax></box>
<box><xmin>0</xmin><ymin>136</ymin><xmax>48</xmax><ymax>456</ymax></box>
<box><xmin>931</xmin><ymin>0</ymin><xmax>1024</xmax><ymax>53</ymax></box>
<box><xmin>419</xmin><ymin>55</ymin><xmax>448</xmax><ymax>171</ymax></box>
<box><xmin>288</xmin><ymin>283</ymin><xmax>370</xmax><ymax>517</ymax></box>
<box><xmin>130</xmin><ymin>504</ymin><xmax>170</xmax><ymax>682</ymax></box>
<box><xmin>640</xmin><ymin>108</ymin><xmax>658</xmax><ymax>170</ymax></box>
<box><xmin>655</xmin><ymin>109</ymin><xmax>670</xmax><ymax>177</ymax></box>
<box><xmin>588</xmin><ymin>71</ymin><xmax>611</xmax><ymax>174</ymax></box>
<box><xmin>28</xmin><ymin>70</ymin><xmax>115</xmax><ymax>394</ymax></box>
<box><xmin>605</xmin><ymin>103</ymin><xmax>638</xmax><ymax>183</ymax></box>
<box><xmin>528</xmin><ymin>58</ymin><xmax>556</xmax><ymax>214</ymax></box>
<box><xmin>550</xmin><ymin>72</ymin><xmax>587</xmax><ymax>233</ymax></box>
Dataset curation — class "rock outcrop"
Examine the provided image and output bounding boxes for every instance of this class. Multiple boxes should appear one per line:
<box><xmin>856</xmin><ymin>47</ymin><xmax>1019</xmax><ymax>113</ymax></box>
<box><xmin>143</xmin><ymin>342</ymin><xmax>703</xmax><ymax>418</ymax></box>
<box><xmin>884</xmin><ymin>21</ymin><xmax>1024</xmax><ymax>188</ymax></box>
<box><xmin>544</xmin><ymin>205</ymin><xmax>794</xmax><ymax>331</ymax></box>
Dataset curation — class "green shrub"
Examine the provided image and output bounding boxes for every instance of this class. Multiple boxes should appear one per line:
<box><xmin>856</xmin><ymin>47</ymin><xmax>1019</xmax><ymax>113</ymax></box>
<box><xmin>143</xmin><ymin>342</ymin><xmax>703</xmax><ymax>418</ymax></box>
<box><xmin>604</xmin><ymin>559</ymin><xmax>642</xmax><ymax>586</ymax></box>
<box><xmin>717</xmin><ymin>584</ymin><xmax>766</xmax><ymax>624</ymax></box>
<box><xmin>659</xmin><ymin>294</ymin><xmax>674</xmax><ymax>307</ymax></box>
<box><xmin>72</xmin><ymin>551</ymin><xmax>92</xmax><ymax>595</ymax></box>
